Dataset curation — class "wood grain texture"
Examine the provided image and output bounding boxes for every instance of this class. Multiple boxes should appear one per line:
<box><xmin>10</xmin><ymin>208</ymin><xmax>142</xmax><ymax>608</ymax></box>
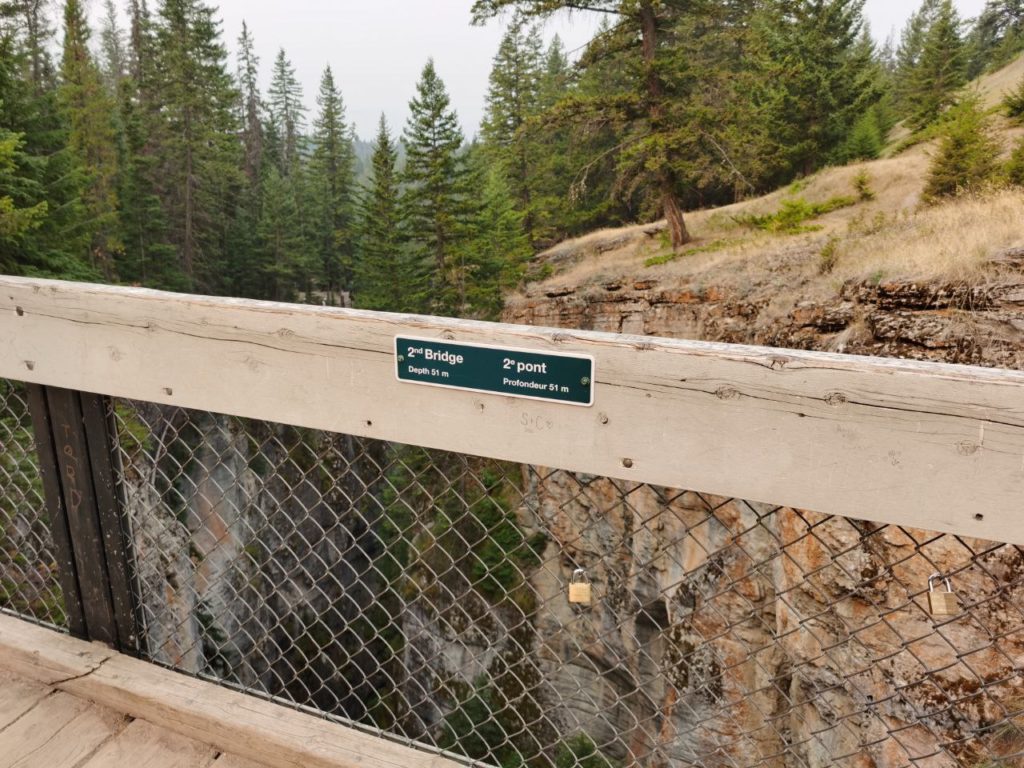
<box><xmin>0</xmin><ymin>672</ymin><xmax>49</xmax><ymax>730</ymax></box>
<box><xmin>3</xmin><ymin>276</ymin><xmax>1024</xmax><ymax>541</ymax></box>
<box><xmin>79</xmin><ymin>719</ymin><xmax>218</xmax><ymax>768</ymax></box>
<box><xmin>0</xmin><ymin>615</ymin><xmax>464</xmax><ymax>768</ymax></box>
<box><xmin>0</xmin><ymin>690</ymin><xmax>126</xmax><ymax>767</ymax></box>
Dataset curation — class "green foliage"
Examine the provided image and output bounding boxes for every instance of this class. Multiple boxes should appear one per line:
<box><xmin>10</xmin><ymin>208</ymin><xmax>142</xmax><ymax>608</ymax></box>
<box><xmin>1007</xmin><ymin>136</ymin><xmax>1024</xmax><ymax>186</ymax></box>
<box><xmin>401</xmin><ymin>59</ymin><xmax>471</xmax><ymax>316</ymax></box>
<box><xmin>555</xmin><ymin>733</ymin><xmax>620</xmax><ymax>768</ymax></box>
<box><xmin>354</xmin><ymin>115</ymin><xmax>419</xmax><ymax>312</ymax></box>
<box><xmin>853</xmin><ymin>169</ymin><xmax>876</xmax><ymax>201</ymax></box>
<box><xmin>906</xmin><ymin>0</ymin><xmax>968</xmax><ymax>130</ymax></box>
<box><xmin>439</xmin><ymin>677</ymin><xmax>527</xmax><ymax>768</ymax></box>
<box><xmin>923</xmin><ymin>94</ymin><xmax>1002</xmax><ymax>200</ymax></box>
<box><xmin>309</xmin><ymin>65</ymin><xmax>357</xmax><ymax>302</ymax></box>
<box><xmin>735</xmin><ymin>196</ymin><xmax>857</xmax><ymax>234</ymax></box>
<box><xmin>60</xmin><ymin>0</ymin><xmax>122</xmax><ymax>278</ymax></box>
<box><xmin>644</xmin><ymin>238</ymin><xmax>734</xmax><ymax>267</ymax></box>
<box><xmin>1005</xmin><ymin>74</ymin><xmax>1024</xmax><ymax>120</ymax></box>
<box><xmin>818</xmin><ymin>235</ymin><xmax>841</xmax><ymax>274</ymax></box>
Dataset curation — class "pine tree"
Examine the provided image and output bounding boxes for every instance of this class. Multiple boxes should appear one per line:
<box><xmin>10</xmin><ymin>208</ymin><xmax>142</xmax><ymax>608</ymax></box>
<box><xmin>458</xmin><ymin>150</ymin><xmax>531</xmax><ymax>319</ymax></box>
<box><xmin>267</xmin><ymin>48</ymin><xmax>305</xmax><ymax>177</ymax></box>
<box><xmin>923</xmin><ymin>95</ymin><xmax>1001</xmax><ymax>200</ymax></box>
<box><xmin>236</xmin><ymin>21</ymin><xmax>263</xmax><ymax>184</ymax></box>
<box><xmin>967</xmin><ymin>0</ymin><xmax>1024</xmax><ymax>75</ymax></box>
<box><xmin>894</xmin><ymin>0</ymin><xmax>941</xmax><ymax>111</ymax></box>
<box><xmin>355</xmin><ymin>115</ymin><xmax>416</xmax><ymax>312</ymax></box>
<box><xmin>0</xmin><ymin>129</ymin><xmax>48</xmax><ymax>264</ymax></box>
<box><xmin>98</xmin><ymin>0</ymin><xmax>126</xmax><ymax>92</ymax></box>
<box><xmin>152</xmin><ymin>0</ymin><xmax>242</xmax><ymax>288</ymax></box>
<box><xmin>767</xmin><ymin>0</ymin><xmax>881</xmax><ymax>174</ymax></box>
<box><xmin>402</xmin><ymin>59</ymin><xmax>469</xmax><ymax>315</ymax></box>
<box><xmin>0</xmin><ymin>26</ymin><xmax>94</xmax><ymax>279</ymax></box>
<box><xmin>473</xmin><ymin>0</ymin><xmax>696</xmax><ymax>247</ymax></box>
<box><xmin>60</xmin><ymin>0</ymin><xmax>121</xmax><ymax>278</ymax></box>
<box><xmin>907</xmin><ymin>0</ymin><xmax>967</xmax><ymax>129</ymax></box>
<box><xmin>258</xmin><ymin>165</ymin><xmax>308</xmax><ymax>300</ymax></box>
<box><xmin>1008</xmin><ymin>136</ymin><xmax>1024</xmax><ymax>186</ymax></box>
<box><xmin>1005</xmin><ymin>73</ymin><xmax>1024</xmax><ymax>119</ymax></box>
<box><xmin>481</xmin><ymin>17</ymin><xmax>542</xmax><ymax>240</ymax></box>
<box><xmin>309</xmin><ymin>65</ymin><xmax>356</xmax><ymax>303</ymax></box>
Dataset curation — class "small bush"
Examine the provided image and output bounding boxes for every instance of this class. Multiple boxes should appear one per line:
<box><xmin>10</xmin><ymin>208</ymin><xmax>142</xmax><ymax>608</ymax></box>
<box><xmin>735</xmin><ymin>196</ymin><xmax>856</xmax><ymax>234</ymax></box>
<box><xmin>923</xmin><ymin>95</ymin><xmax>1001</xmax><ymax>201</ymax></box>
<box><xmin>853</xmin><ymin>170</ymin><xmax>876</xmax><ymax>201</ymax></box>
<box><xmin>1005</xmin><ymin>76</ymin><xmax>1024</xmax><ymax>121</ymax></box>
<box><xmin>1008</xmin><ymin>138</ymin><xmax>1024</xmax><ymax>187</ymax></box>
<box><xmin>818</xmin><ymin>236</ymin><xmax>840</xmax><ymax>274</ymax></box>
<box><xmin>644</xmin><ymin>238</ymin><xmax>733</xmax><ymax>267</ymax></box>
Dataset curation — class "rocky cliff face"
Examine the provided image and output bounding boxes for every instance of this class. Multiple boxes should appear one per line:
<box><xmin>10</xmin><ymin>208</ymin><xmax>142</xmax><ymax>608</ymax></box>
<box><xmin>495</xmin><ymin>242</ymin><xmax>1024</xmax><ymax>767</ymax></box>
<box><xmin>506</xmin><ymin>246</ymin><xmax>1024</xmax><ymax>369</ymax></box>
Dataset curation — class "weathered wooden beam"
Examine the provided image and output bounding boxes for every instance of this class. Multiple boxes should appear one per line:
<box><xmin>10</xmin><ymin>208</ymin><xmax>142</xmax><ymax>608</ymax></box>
<box><xmin>25</xmin><ymin>384</ymin><xmax>87</xmax><ymax>637</ymax></box>
<box><xmin>3</xmin><ymin>276</ymin><xmax>1024</xmax><ymax>542</ymax></box>
<box><xmin>0</xmin><ymin>614</ymin><xmax>463</xmax><ymax>768</ymax></box>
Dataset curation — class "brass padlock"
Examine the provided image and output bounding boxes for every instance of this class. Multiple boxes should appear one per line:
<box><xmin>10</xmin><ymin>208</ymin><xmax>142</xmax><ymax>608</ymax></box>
<box><xmin>928</xmin><ymin>573</ymin><xmax>958</xmax><ymax>616</ymax></box>
<box><xmin>568</xmin><ymin>568</ymin><xmax>592</xmax><ymax>605</ymax></box>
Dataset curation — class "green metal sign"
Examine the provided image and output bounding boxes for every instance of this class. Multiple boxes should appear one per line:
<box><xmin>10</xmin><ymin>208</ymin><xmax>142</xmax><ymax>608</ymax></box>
<box><xmin>395</xmin><ymin>336</ymin><xmax>594</xmax><ymax>406</ymax></box>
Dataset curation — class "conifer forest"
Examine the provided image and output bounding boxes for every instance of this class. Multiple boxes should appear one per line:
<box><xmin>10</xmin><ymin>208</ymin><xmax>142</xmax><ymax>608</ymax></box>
<box><xmin>1</xmin><ymin>0</ymin><xmax>1022</xmax><ymax>319</ymax></box>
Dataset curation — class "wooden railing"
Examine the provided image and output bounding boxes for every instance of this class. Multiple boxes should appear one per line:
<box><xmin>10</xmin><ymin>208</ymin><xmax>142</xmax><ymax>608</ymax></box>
<box><xmin>4</xmin><ymin>275</ymin><xmax>1024</xmax><ymax>545</ymax></box>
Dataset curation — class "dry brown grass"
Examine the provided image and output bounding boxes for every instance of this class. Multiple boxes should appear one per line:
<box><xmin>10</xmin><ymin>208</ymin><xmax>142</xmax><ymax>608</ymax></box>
<box><xmin>978</xmin><ymin>54</ymin><xmax>1024</xmax><ymax>110</ymax></box>
<box><xmin>832</xmin><ymin>188</ymin><xmax>1024</xmax><ymax>282</ymax></box>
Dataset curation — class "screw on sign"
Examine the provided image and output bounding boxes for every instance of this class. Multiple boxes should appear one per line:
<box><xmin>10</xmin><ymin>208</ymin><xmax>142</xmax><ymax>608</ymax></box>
<box><xmin>568</xmin><ymin>568</ymin><xmax>592</xmax><ymax>605</ymax></box>
<box><xmin>928</xmin><ymin>572</ymin><xmax>959</xmax><ymax>616</ymax></box>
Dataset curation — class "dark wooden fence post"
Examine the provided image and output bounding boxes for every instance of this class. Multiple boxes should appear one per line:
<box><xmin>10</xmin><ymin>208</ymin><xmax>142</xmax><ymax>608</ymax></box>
<box><xmin>28</xmin><ymin>385</ymin><xmax>141</xmax><ymax>653</ymax></box>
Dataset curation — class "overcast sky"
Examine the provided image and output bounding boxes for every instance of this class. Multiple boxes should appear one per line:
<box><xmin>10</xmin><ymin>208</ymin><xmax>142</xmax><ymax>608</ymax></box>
<box><xmin>89</xmin><ymin>0</ymin><xmax>991</xmax><ymax>140</ymax></box>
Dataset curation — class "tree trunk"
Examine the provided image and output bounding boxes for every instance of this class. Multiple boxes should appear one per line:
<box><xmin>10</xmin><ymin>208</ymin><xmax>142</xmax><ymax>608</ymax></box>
<box><xmin>639</xmin><ymin>1</ymin><xmax>691</xmax><ymax>248</ymax></box>
<box><xmin>661</xmin><ymin>173</ymin><xmax>690</xmax><ymax>248</ymax></box>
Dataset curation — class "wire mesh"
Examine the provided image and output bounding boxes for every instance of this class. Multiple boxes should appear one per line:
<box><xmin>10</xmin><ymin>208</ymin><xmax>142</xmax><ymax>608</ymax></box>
<box><xmin>0</xmin><ymin>380</ymin><xmax>66</xmax><ymax>629</ymax></box>
<box><xmin>101</xmin><ymin>398</ymin><xmax>1024</xmax><ymax>768</ymax></box>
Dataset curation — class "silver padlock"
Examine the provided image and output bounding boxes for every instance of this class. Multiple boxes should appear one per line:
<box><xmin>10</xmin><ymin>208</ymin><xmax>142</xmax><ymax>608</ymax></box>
<box><xmin>928</xmin><ymin>573</ymin><xmax>958</xmax><ymax>616</ymax></box>
<box><xmin>568</xmin><ymin>568</ymin><xmax>592</xmax><ymax>605</ymax></box>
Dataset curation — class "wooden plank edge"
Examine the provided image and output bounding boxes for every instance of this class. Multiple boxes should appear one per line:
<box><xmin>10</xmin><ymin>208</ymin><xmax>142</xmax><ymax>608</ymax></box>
<box><xmin>0</xmin><ymin>614</ymin><xmax>463</xmax><ymax>768</ymax></box>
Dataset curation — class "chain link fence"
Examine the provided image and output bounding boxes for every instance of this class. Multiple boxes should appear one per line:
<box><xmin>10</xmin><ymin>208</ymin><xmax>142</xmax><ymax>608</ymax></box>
<box><xmin>0</xmin><ymin>380</ymin><xmax>65</xmax><ymax>629</ymax></box>
<box><xmin>3</xmin><ymin>383</ymin><xmax>1024</xmax><ymax>767</ymax></box>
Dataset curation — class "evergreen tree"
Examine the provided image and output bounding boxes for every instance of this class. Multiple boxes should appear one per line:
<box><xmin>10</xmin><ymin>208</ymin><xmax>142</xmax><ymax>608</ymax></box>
<box><xmin>1007</xmin><ymin>135</ymin><xmax>1024</xmax><ymax>186</ymax></box>
<box><xmin>967</xmin><ymin>0</ymin><xmax>1024</xmax><ymax>75</ymax></box>
<box><xmin>473</xmin><ymin>0</ymin><xmax>697</xmax><ymax>247</ymax></box>
<box><xmin>767</xmin><ymin>0</ymin><xmax>881</xmax><ymax>174</ymax></box>
<box><xmin>401</xmin><ymin>59</ymin><xmax>469</xmax><ymax>315</ymax></box>
<box><xmin>0</xmin><ymin>11</ymin><xmax>94</xmax><ymax>279</ymax></box>
<box><xmin>481</xmin><ymin>17</ymin><xmax>542</xmax><ymax>240</ymax></box>
<box><xmin>355</xmin><ymin>115</ymin><xmax>415</xmax><ymax>312</ymax></box>
<box><xmin>459</xmin><ymin>151</ymin><xmax>531</xmax><ymax>319</ymax></box>
<box><xmin>1005</xmin><ymin>73</ymin><xmax>1024</xmax><ymax>119</ymax></box>
<box><xmin>258</xmin><ymin>165</ymin><xmax>307</xmax><ymax>300</ymax></box>
<box><xmin>894</xmin><ymin>0</ymin><xmax>941</xmax><ymax>111</ymax></box>
<box><xmin>923</xmin><ymin>94</ymin><xmax>1001</xmax><ymax>200</ymax></box>
<box><xmin>60</xmin><ymin>0</ymin><xmax>121</xmax><ymax>278</ymax></box>
<box><xmin>0</xmin><ymin>128</ymin><xmax>48</xmax><ymax>269</ymax></box>
<box><xmin>309</xmin><ymin>65</ymin><xmax>356</xmax><ymax>303</ymax></box>
<box><xmin>98</xmin><ymin>0</ymin><xmax>127</xmax><ymax>92</ymax></box>
<box><xmin>907</xmin><ymin>0</ymin><xmax>967</xmax><ymax>129</ymax></box>
<box><xmin>236</xmin><ymin>21</ymin><xmax>263</xmax><ymax>184</ymax></box>
<box><xmin>152</xmin><ymin>0</ymin><xmax>242</xmax><ymax>288</ymax></box>
<box><xmin>267</xmin><ymin>48</ymin><xmax>305</xmax><ymax>176</ymax></box>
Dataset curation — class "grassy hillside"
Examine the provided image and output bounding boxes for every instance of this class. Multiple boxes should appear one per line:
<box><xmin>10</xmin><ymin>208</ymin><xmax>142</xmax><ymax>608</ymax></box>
<box><xmin>520</xmin><ymin>56</ymin><xmax>1024</xmax><ymax>300</ymax></box>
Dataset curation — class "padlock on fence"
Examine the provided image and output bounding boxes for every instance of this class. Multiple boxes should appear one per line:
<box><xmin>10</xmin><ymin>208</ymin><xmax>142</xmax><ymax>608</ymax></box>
<box><xmin>927</xmin><ymin>573</ymin><xmax>959</xmax><ymax>616</ymax></box>
<box><xmin>568</xmin><ymin>568</ymin><xmax>592</xmax><ymax>605</ymax></box>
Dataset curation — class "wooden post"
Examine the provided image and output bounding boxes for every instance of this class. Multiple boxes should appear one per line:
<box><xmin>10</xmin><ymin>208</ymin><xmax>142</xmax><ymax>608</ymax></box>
<box><xmin>27</xmin><ymin>385</ymin><xmax>140</xmax><ymax>652</ymax></box>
